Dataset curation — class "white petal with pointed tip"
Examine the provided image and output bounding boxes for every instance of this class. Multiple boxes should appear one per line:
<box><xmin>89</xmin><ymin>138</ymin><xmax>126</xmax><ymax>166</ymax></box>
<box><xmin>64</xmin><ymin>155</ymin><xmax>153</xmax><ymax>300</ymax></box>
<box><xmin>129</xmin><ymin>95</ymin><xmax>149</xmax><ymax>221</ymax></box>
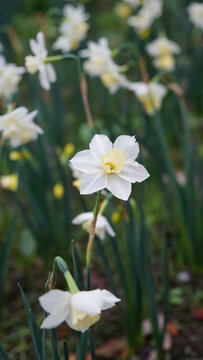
<box><xmin>70</xmin><ymin>150</ymin><xmax>101</xmax><ymax>173</ymax></box>
<box><xmin>89</xmin><ymin>134</ymin><xmax>112</xmax><ymax>157</ymax></box>
<box><xmin>113</xmin><ymin>135</ymin><xmax>139</xmax><ymax>160</ymax></box>
<box><xmin>120</xmin><ymin>160</ymin><xmax>150</xmax><ymax>183</ymax></box>
<box><xmin>80</xmin><ymin>172</ymin><xmax>106</xmax><ymax>194</ymax></box>
<box><xmin>107</xmin><ymin>174</ymin><xmax>132</xmax><ymax>201</ymax></box>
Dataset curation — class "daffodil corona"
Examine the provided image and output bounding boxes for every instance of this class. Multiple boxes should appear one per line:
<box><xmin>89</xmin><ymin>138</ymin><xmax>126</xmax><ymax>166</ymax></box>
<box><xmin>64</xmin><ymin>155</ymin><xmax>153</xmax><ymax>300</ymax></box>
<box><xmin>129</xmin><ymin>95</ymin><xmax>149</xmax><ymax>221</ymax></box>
<box><xmin>70</xmin><ymin>134</ymin><xmax>149</xmax><ymax>200</ymax></box>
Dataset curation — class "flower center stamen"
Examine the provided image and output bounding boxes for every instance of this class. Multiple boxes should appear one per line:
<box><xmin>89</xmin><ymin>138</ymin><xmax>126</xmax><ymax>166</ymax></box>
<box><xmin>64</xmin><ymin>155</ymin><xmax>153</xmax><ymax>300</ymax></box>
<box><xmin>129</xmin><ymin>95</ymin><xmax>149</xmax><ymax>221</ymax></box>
<box><xmin>102</xmin><ymin>148</ymin><xmax>126</xmax><ymax>174</ymax></box>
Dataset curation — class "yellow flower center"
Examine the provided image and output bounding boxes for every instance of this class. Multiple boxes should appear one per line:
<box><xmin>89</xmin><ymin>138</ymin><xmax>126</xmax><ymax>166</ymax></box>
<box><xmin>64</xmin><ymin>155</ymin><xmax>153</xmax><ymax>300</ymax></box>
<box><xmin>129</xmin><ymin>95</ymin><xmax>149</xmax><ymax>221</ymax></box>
<box><xmin>71</xmin><ymin>304</ymin><xmax>100</xmax><ymax>331</ymax></box>
<box><xmin>102</xmin><ymin>148</ymin><xmax>126</xmax><ymax>174</ymax></box>
<box><xmin>25</xmin><ymin>55</ymin><xmax>39</xmax><ymax>74</ymax></box>
<box><xmin>155</xmin><ymin>55</ymin><xmax>175</xmax><ymax>71</ymax></box>
<box><xmin>82</xmin><ymin>219</ymin><xmax>99</xmax><ymax>235</ymax></box>
<box><xmin>100</xmin><ymin>72</ymin><xmax>117</xmax><ymax>88</ymax></box>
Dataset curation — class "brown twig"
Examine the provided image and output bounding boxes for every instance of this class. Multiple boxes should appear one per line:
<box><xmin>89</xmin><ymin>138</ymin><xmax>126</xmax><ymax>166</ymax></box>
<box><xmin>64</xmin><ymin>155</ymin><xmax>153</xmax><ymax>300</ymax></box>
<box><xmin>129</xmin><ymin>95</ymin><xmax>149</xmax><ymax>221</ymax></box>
<box><xmin>80</xmin><ymin>73</ymin><xmax>94</xmax><ymax>129</ymax></box>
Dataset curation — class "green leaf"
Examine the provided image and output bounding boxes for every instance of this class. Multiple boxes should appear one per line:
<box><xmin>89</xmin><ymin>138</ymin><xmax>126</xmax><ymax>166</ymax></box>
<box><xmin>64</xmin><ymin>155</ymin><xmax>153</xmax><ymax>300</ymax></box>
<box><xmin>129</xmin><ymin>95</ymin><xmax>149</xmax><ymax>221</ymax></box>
<box><xmin>50</xmin><ymin>329</ymin><xmax>60</xmax><ymax>360</ymax></box>
<box><xmin>18</xmin><ymin>284</ymin><xmax>42</xmax><ymax>360</ymax></box>
<box><xmin>63</xmin><ymin>342</ymin><xmax>69</xmax><ymax>360</ymax></box>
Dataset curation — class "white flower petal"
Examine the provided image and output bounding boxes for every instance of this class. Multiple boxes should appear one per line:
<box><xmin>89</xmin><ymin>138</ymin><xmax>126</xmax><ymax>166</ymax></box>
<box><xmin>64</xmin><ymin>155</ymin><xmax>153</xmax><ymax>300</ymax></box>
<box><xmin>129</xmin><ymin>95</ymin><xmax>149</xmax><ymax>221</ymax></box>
<box><xmin>39</xmin><ymin>290</ymin><xmax>71</xmax><ymax>313</ymax></box>
<box><xmin>106</xmin><ymin>174</ymin><xmax>132</xmax><ymax>201</ymax></box>
<box><xmin>71</xmin><ymin>290</ymin><xmax>104</xmax><ymax>315</ymax></box>
<box><xmin>99</xmin><ymin>289</ymin><xmax>120</xmax><ymax>310</ymax></box>
<box><xmin>47</xmin><ymin>63</ymin><xmax>57</xmax><ymax>83</ymax></box>
<box><xmin>70</xmin><ymin>150</ymin><xmax>101</xmax><ymax>173</ymax></box>
<box><xmin>80</xmin><ymin>172</ymin><xmax>106</xmax><ymax>194</ymax></box>
<box><xmin>119</xmin><ymin>160</ymin><xmax>149</xmax><ymax>183</ymax></box>
<box><xmin>40</xmin><ymin>311</ymin><xmax>69</xmax><ymax>329</ymax></box>
<box><xmin>72</xmin><ymin>212</ymin><xmax>93</xmax><ymax>225</ymax></box>
<box><xmin>113</xmin><ymin>135</ymin><xmax>139</xmax><ymax>160</ymax></box>
<box><xmin>89</xmin><ymin>134</ymin><xmax>112</xmax><ymax>157</ymax></box>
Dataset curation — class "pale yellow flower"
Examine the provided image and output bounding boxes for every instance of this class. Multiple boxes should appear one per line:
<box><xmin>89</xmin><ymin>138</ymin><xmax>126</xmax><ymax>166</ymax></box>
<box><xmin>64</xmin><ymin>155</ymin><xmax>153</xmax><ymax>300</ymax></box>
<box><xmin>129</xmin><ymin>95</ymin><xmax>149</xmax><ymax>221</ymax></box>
<box><xmin>0</xmin><ymin>174</ymin><xmax>18</xmax><ymax>191</ymax></box>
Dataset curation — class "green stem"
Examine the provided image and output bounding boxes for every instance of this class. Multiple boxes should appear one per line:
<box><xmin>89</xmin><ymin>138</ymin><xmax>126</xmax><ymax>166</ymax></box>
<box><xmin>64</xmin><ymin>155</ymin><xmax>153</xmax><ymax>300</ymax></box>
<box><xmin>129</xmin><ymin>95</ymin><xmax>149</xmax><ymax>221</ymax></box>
<box><xmin>45</xmin><ymin>54</ymin><xmax>82</xmax><ymax>82</ymax></box>
<box><xmin>86</xmin><ymin>191</ymin><xmax>102</xmax><ymax>289</ymax></box>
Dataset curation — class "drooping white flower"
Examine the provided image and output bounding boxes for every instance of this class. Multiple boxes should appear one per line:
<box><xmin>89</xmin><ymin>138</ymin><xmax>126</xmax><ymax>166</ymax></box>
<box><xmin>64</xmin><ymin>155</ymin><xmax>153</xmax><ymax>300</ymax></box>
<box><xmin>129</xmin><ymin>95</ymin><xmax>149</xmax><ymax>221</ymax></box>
<box><xmin>79</xmin><ymin>38</ymin><xmax>114</xmax><ymax>77</ymax></box>
<box><xmin>0</xmin><ymin>55</ymin><xmax>24</xmax><ymax>99</ymax></box>
<box><xmin>146</xmin><ymin>36</ymin><xmax>181</xmax><ymax>71</ymax></box>
<box><xmin>127</xmin><ymin>10</ymin><xmax>154</xmax><ymax>36</ymax></box>
<box><xmin>100</xmin><ymin>64</ymin><xmax>130</xmax><ymax>94</ymax></box>
<box><xmin>0</xmin><ymin>107</ymin><xmax>43</xmax><ymax>147</ymax></box>
<box><xmin>146</xmin><ymin>37</ymin><xmax>181</xmax><ymax>58</ymax></box>
<box><xmin>39</xmin><ymin>288</ymin><xmax>120</xmax><ymax>332</ymax></box>
<box><xmin>25</xmin><ymin>32</ymin><xmax>56</xmax><ymax>91</ymax></box>
<box><xmin>70</xmin><ymin>134</ymin><xmax>149</xmax><ymax>201</ymax></box>
<box><xmin>129</xmin><ymin>81</ymin><xmax>167</xmax><ymax>115</ymax></box>
<box><xmin>53</xmin><ymin>5</ymin><xmax>89</xmax><ymax>53</ymax></box>
<box><xmin>80</xmin><ymin>38</ymin><xmax>129</xmax><ymax>93</ymax></box>
<box><xmin>72</xmin><ymin>212</ymin><xmax>115</xmax><ymax>240</ymax></box>
<box><xmin>187</xmin><ymin>3</ymin><xmax>203</xmax><ymax>30</ymax></box>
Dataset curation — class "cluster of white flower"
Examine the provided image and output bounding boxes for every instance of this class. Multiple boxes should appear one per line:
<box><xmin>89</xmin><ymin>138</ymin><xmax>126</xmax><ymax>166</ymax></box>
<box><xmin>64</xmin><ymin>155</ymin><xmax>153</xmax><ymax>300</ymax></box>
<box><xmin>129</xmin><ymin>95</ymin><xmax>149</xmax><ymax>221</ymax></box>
<box><xmin>146</xmin><ymin>36</ymin><xmax>181</xmax><ymax>71</ymax></box>
<box><xmin>0</xmin><ymin>107</ymin><xmax>43</xmax><ymax>147</ymax></box>
<box><xmin>53</xmin><ymin>4</ymin><xmax>89</xmax><ymax>53</ymax></box>
<box><xmin>127</xmin><ymin>0</ymin><xmax>163</xmax><ymax>38</ymax></box>
<box><xmin>187</xmin><ymin>2</ymin><xmax>203</xmax><ymax>30</ymax></box>
<box><xmin>80</xmin><ymin>38</ymin><xmax>129</xmax><ymax>94</ymax></box>
<box><xmin>0</xmin><ymin>55</ymin><xmax>24</xmax><ymax>99</ymax></box>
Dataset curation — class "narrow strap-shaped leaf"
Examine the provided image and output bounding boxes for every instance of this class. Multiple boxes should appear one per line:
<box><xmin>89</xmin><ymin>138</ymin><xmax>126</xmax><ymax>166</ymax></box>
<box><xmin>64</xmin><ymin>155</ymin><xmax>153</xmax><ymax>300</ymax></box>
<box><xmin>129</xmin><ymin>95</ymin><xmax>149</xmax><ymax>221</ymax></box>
<box><xmin>50</xmin><ymin>329</ymin><xmax>60</xmax><ymax>360</ymax></box>
<box><xmin>0</xmin><ymin>343</ymin><xmax>11</xmax><ymax>360</ymax></box>
<box><xmin>88</xmin><ymin>330</ymin><xmax>96</xmax><ymax>360</ymax></box>
<box><xmin>71</xmin><ymin>240</ymin><xmax>84</xmax><ymax>290</ymax></box>
<box><xmin>63</xmin><ymin>342</ymin><xmax>69</xmax><ymax>360</ymax></box>
<box><xmin>18</xmin><ymin>284</ymin><xmax>42</xmax><ymax>360</ymax></box>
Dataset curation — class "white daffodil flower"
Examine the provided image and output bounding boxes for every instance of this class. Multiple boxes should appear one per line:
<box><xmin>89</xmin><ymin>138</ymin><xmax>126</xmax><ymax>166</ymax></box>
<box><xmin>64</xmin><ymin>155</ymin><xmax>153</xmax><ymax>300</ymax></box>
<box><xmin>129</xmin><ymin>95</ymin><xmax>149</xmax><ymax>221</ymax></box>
<box><xmin>100</xmin><ymin>62</ymin><xmax>130</xmax><ymax>94</ymax></box>
<box><xmin>127</xmin><ymin>10</ymin><xmax>154</xmax><ymax>35</ymax></box>
<box><xmin>69</xmin><ymin>163</ymin><xmax>83</xmax><ymax>190</ymax></box>
<box><xmin>187</xmin><ymin>3</ymin><xmax>203</xmax><ymax>30</ymax></box>
<box><xmin>0</xmin><ymin>107</ymin><xmax>43</xmax><ymax>147</ymax></box>
<box><xmin>39</xmin><ymin>289</ymin><xmax>120</xmax><ymax>332</ymax></box>
<box><xmin>0</xmin><ymin>55</ymin><xmax>24</xmax><ymax>99</ymax></box>
<box><xmin>129</xmin><ymin>82</ymin><xmax>167</xmax><ymax>115</ymax></box>
<box><xmin>127</xmin><ymin>0</ymin><xmax>162</xmax><ymax>37</ymax></box>
<box><xmin>70</xmin><ymin>134</ymin><xmax>149</xmax><ymax>201</ymax></box>
<box><xmin>146</xmin><ymin>36</ymin><xmax>181</xmax><ymax>71</ymax></box>
<box><xmin>53</xmin><ymin>5</ymin><xmax>89</xmax><ymax>53</ymax></box>
<box><xmin>79</xmin><ymin>38</ymin><xmax>115</xmax><ymax>77</ymax></box>
<box><xmin>72</xmin><ymin>212</ymin><xmax>115</xmax><ymax>240</ymax></box>
<box><xmin>25</xmin><ymin>32</ymin><xmax>56</xmax><ymax>91</ymax></box>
